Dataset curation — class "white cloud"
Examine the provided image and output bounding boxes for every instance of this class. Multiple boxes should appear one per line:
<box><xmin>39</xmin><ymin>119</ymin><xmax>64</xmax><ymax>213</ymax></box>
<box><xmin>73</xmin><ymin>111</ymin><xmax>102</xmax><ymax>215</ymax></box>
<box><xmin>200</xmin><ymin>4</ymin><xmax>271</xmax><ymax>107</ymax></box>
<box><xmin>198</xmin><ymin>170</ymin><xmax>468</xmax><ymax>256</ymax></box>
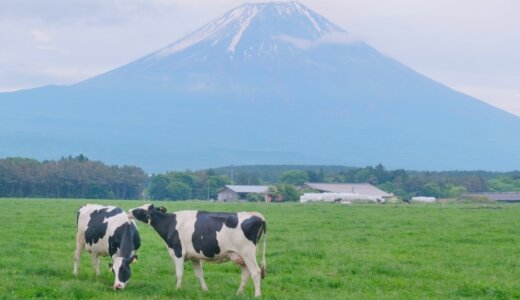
<box><xmin>275</xmin><ymin>32</ymin><xmax>361</xmax><ymax>49</ymax></box>
<box><xmin>35</xmin><ymin>45</ymin><xmax>68</xmax><ymax>54</ymax></box>
<box><xmin>32</xmin><ymin>30</ymin><xmax>53</xmax><ymax>43</ymax></box>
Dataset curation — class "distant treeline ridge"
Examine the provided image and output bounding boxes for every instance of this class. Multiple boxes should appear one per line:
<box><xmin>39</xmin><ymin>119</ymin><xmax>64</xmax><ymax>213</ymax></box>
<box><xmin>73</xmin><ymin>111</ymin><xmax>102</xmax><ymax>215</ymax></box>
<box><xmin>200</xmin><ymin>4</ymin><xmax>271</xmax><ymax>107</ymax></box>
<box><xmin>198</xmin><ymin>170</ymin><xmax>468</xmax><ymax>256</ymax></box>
<box><xmin>0</xmin><ymin>155</ymin><xmax>147</xmax><ymax>199</ymax></box>
<box><xmin>1</xmin><ymin>156</ymin><xmax>519</xmax><ymax>200</ymax></box>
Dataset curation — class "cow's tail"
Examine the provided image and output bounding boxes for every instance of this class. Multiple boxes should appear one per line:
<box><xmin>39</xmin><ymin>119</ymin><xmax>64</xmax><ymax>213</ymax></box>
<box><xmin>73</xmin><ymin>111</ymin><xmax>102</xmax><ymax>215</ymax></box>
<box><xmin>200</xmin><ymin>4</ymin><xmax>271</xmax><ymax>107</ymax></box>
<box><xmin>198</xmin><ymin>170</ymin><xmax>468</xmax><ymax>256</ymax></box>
<box><xmin>260</xmin><ymin>219</ymin><xmax>267</xmax><ymax>279</ymax></box>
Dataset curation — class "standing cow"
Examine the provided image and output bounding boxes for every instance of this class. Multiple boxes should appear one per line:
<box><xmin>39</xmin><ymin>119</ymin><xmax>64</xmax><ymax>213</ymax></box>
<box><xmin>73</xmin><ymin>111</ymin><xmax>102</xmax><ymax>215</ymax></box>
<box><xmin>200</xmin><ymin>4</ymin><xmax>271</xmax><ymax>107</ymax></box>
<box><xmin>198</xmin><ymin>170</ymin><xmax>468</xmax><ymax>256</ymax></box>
<box><xmin>128</xmin><ymin>204</ymin><xmax>267</xmax><ymax>297</ymax></box>
<box><xmin>74</xmin><ymin>204</ymin><xmax>140</xmax><ymax>290</ymax></box>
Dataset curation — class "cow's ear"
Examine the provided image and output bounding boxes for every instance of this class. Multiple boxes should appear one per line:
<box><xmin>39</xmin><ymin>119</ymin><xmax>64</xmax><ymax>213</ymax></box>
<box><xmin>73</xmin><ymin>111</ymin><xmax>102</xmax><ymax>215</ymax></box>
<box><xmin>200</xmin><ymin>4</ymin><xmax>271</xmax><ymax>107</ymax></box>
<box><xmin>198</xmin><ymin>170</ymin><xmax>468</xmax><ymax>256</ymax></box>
<box><xmin>149</xmin><ymin>204</ymin><xmax>154</xmax><ymax>211</ymax></box>
<box><xmin>159</xmin><ymin>206</ymin><xmax>167</xmax><ymax>213</ymax></box>
<box><xmin>125</xmin><ymin>255</ymin><xmax>138</xmax><ymax>265</ymax></box>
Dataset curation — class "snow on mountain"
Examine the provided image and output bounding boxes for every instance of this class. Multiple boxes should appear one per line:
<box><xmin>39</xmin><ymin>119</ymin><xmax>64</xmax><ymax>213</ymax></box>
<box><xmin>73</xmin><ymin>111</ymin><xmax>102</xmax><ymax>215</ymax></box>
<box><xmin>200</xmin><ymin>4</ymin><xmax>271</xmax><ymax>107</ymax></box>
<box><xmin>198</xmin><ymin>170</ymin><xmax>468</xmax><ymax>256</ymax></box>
<box><xmin>1</xmin><ymin>1</ymin><xmax>520</xmax><ymax>172</ymax></box>
<box><xmin>227</xmin><ymin>5</ymin><xmax>260</xmax><ymax>54</ymax></box>
<box><xmin>156</xmin><ymin>2</ymin><xmax>340</xmax><ymax>58</ymax></box>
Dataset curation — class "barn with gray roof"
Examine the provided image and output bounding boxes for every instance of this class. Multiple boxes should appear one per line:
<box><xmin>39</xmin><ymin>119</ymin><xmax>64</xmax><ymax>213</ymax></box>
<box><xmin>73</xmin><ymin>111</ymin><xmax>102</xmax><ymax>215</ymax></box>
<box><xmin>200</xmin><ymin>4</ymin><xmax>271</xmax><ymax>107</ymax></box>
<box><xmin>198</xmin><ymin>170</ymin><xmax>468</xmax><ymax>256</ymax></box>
<box><xmin>217</xmin><ymin>185</ymin><xmax>269</xmax><ymax>202</ymax></box>
<box><xmin>303</xmin><ymin>183</ymin><xmax>393</xmax><ymax>198</ymax></box>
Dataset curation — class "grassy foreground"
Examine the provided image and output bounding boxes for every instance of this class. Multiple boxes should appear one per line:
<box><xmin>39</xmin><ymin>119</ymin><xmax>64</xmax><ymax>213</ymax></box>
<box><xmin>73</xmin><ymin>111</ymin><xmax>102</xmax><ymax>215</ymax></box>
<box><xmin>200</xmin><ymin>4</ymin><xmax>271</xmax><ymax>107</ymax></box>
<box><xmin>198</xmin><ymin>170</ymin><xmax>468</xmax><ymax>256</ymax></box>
<box><xmin>0</xmin><ymin>199</ymin><xmax>519</xmax><ymax>299</ymax></box>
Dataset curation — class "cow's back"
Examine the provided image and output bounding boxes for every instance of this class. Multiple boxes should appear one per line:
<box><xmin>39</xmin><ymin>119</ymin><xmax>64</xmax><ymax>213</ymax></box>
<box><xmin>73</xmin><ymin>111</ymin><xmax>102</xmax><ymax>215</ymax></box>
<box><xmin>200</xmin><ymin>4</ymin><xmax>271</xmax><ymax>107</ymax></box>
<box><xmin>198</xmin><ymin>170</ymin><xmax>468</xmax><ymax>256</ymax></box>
<box><xmin>76</xmin><ymin>204</ymin><xmax>128</xmax><ymax>256</ymax></box>
<box><xmin>175</xmin><ymin>210</ymin><xmax>265</xmax><ymax>261</ymax></box>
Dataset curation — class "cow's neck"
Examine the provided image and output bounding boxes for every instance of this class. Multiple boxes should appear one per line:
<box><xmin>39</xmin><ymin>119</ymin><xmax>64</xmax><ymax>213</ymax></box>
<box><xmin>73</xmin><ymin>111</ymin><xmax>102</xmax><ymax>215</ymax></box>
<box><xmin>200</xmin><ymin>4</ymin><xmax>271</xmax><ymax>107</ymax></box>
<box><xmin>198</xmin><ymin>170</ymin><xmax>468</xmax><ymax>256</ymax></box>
<box><xmin>118</xmin><ymin>222</ymin><xmax>139</xmax><ymax>259</ymax></box>
<box><xmin>150</xmin><ymin>211</ymin><xmax>176</xmax><ymax>242</ymax></box>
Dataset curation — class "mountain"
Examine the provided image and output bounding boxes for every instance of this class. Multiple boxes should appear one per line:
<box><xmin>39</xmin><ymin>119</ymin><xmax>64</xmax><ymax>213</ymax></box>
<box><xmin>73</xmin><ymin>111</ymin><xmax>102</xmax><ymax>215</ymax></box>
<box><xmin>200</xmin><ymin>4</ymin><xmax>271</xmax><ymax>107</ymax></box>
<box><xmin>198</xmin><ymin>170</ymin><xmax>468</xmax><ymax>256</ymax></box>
<box><xmin>1</xmin><ymin>1</ymin><xmax>520</xmax><ymax>172</ymax></box>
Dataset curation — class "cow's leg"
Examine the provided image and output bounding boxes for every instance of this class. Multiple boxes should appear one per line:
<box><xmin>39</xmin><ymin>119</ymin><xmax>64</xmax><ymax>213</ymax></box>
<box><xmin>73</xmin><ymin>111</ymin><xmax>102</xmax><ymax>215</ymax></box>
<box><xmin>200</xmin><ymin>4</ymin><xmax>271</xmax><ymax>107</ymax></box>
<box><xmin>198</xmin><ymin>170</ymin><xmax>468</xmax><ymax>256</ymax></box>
<box><xmin>236</xmin><ymin>264</ymin><xmax>250</xmax><ymax>295</ymax></box>
<box><xmin>243</xmin><ymin>254</ymin><xmax>262</xmax><ymax>297</ymax></box>
<box><xmin>168</xmin><ymin>248</ymin><xmax>185</xmax><ymax>289</ymax></box>
<box><xmin>192</xmin><ymin>260</ymin><xmax>208</xmax><ymax>291</ymax></box>
<box><xmin>73</xmin><ymin>232</ymin><xmax>84</xmax><ymax>275</ymax></box>
<box><xmin>91</xmin><ymin>254</ymin><xmax>100</xmax><ymax>276</ymax></box>
<box><xmin>174</xmin><ymin>256</ymin><xmax>184</xmax><ymax>289</ymax></box>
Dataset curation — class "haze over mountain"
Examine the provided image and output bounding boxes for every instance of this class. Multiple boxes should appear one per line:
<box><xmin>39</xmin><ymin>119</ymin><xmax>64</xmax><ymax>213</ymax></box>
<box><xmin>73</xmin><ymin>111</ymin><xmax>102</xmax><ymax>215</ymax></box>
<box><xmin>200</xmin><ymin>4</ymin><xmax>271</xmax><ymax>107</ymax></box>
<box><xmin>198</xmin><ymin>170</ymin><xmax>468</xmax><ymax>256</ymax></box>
<box><xmin>1</xmin><ymin>1</ymin><xmax>519</xmax><ymax>172</ymax></box>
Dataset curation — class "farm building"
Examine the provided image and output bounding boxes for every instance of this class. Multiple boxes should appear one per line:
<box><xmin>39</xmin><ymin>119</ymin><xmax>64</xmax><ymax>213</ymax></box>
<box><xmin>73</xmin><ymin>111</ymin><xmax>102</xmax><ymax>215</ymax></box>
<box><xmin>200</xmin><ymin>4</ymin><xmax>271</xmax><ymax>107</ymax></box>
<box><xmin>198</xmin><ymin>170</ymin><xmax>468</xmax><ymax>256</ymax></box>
<box><xmin>411</xmin><ymin>196</ymin><xmax>436</xmax><ymax>203</ymax></box>
<box><xmin>301</xmin><ymin>183</ymin><xmax>393</xmax><ymax>203</ymax></box>
<box><xmin>462</xmin><ymin>193</ymin><xmax>520</xmax><ymax>203</ymax></box>
<box><xmin>217</xmin><ymin>185</ymin><xmax>269</xmax><ymax>202</ymax></box>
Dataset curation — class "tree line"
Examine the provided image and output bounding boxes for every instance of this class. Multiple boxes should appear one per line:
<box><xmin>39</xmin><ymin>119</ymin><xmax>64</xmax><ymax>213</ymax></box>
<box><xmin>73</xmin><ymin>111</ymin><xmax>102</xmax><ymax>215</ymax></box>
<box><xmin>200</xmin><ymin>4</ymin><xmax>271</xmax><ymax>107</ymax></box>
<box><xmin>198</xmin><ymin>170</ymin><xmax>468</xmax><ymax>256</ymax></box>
<box><xmin>1</xmin><ymin>156</ymin><xmax>519</xmax><ymax>200</ymax></box>
<box><xmin>0</xmin><ymin>155</ymin><xmax>147</xmax><ymax>199</ymax></box>
<box><xmin>217</xmin><ymin>164</ymin><xmax>520</xmax><ymax>200</ymax></box>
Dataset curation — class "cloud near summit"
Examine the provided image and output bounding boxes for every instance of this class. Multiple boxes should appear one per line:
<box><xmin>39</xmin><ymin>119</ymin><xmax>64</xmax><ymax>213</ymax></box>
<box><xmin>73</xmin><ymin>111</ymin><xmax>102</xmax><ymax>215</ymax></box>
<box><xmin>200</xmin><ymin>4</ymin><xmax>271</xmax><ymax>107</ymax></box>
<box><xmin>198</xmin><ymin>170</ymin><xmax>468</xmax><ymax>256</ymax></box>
<box><xmin>275</xmin><ymin>32</ymin><xmax>362</xmax><ymax>49</ymax></box>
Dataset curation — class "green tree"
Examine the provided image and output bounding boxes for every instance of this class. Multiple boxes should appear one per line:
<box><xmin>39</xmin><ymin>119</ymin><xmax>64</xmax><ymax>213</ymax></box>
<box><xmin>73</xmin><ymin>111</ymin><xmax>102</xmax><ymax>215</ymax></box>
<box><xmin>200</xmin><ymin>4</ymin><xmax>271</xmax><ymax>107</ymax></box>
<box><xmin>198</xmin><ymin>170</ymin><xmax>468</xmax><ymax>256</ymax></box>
<box><xmin>276</xmin><ymin>184</ymin><xmax>300</xmax><ymax>202</ymax></box>
<box><xmin>148</xmin><ymin>174</ymin><xmax>171</xmax><ymax>200</ymax></box>
<box><xmin>280</xmin><ymin>170</ymin><xmax>309</xmax><ymax>185</ymax></box>
<box><xmin>354</xmin><ymin>168</ymin><xmax>373</xmax><ymax>183</ymax></box>
<box><xmin>488</xmin><ymin>176</ymin><xmax>520</xmax><ymax>192</ymax></box>
<box><xmin>246</xmin><ymin>193</ymin><xmax>264</xmax><ymax>202</ymax></box>
<box><xmin>236</xmin><ymin>173</ymin><xmax>260</xmax><ymax>185</ymax></box>
<box><xmin>169</xmin><ymin>172</ymin><xmax>196</xmax><ymax>187</ymax></box>
<box><xmin>306</xmin><ymin>169</ymin><xmax>324</xmax><ymax>182</ymax></box>
<box><xmin>166</xmin><ymin>181</ymin><xmax>192</xmax><ymax>200</ymax></box>
<box><xmin>423</xmin><ymin>182</ymin><xmax>442</xmax><ymax>198</ymax></box>
<box><xmin>446</xmin><ymin>185</ymin><xmax>467</xmax><ymax>198</ymax></box>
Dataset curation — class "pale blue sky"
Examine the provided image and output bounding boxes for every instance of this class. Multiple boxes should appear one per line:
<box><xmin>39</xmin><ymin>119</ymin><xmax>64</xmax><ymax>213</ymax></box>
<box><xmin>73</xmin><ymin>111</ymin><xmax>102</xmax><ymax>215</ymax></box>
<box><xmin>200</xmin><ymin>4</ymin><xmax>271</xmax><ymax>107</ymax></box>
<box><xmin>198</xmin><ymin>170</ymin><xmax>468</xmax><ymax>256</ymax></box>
<box><xmin>1</xmin><ymin>0</ymin><xmax>519</xmax><ymax>116</ymax></box>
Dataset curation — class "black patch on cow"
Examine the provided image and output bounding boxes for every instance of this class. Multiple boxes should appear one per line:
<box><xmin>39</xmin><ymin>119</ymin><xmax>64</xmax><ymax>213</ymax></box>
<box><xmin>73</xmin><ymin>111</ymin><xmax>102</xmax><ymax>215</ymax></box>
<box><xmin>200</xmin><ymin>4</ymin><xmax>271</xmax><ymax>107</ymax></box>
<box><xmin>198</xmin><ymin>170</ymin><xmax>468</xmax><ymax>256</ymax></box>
<box><xmin>241</xmin><ymin>216</ymin><xmax>265</xmax><ymax>245</ymax></box>
<box><xmin>225</xmin><ymin>214</ymin><xmax>239</xmax><ymax>228</ymax></box>
<box><xmin>108</xmin><ymin>222</ymin><xmax>141</xmax><ymax>257</ymax></box>
<box><xmin>84</xmin><ymin>207</ymin><xmax>123</xmax><ymax>246</ymax></box>
<box><xmin>192</xmin><ymin>211</ymin><xmax>239</xmax><ymax>258</ymax></box>
<box><xmin>117</xmin><ymin>262</ymin><xmax>131</xmax><ymax>284</ymax></box>
<box><xmin>108</xmin><ymin>221</ymin><xmax>140</xmax><ymax>284</ymax></box>
<box><xmin>131</xmin><ymin>208</ymin><xmax>149</xmax><ymax>224</ymax></box>
<box><xmin>150</xmin><ymin>209</ymin><xmax>183</xmax><ymax>258</ymax></box>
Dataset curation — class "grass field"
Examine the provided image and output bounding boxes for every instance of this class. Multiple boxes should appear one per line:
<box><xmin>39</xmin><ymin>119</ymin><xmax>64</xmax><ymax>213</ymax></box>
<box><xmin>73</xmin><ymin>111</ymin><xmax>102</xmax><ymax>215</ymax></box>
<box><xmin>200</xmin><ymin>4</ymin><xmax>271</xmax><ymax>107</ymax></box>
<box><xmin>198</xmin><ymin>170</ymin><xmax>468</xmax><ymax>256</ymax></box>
<box><xmin>0</xmin><ymin>199</ymin><xmax>519</xmax><ymax>299</ymax></box>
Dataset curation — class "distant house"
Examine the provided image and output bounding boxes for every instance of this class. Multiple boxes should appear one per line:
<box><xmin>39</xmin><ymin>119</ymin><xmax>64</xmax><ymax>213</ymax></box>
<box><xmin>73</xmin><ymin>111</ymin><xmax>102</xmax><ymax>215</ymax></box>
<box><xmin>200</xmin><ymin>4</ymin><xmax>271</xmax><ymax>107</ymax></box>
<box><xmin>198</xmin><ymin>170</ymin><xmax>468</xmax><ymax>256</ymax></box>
<box><xmin>218</xmin><ymin>185</ymin><xmax>269</xmax><ymax>202</ymax></box>
<box><xmin>301</xmin><ymin>182</ymin><xmax>393</xmax><ymax>203</ymax></box>
<box><xmin>462</xmin><ymin>193</ymin><xmax>520</xmax><ymax>203</ymax></box>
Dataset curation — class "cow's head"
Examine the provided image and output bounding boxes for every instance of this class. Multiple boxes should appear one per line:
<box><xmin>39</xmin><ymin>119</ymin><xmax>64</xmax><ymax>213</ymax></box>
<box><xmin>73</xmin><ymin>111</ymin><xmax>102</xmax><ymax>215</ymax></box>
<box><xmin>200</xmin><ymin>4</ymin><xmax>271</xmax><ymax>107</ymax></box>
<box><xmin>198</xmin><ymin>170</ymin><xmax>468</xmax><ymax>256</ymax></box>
<box><xmin>109</xmin><ymin>255</ymin><xmax>137</xmax><ymax>290</ymax></box>
<box><xmin>128</xmin><ymin>204</ymin><xmax>167</xmax><ymax>225</ymax></box>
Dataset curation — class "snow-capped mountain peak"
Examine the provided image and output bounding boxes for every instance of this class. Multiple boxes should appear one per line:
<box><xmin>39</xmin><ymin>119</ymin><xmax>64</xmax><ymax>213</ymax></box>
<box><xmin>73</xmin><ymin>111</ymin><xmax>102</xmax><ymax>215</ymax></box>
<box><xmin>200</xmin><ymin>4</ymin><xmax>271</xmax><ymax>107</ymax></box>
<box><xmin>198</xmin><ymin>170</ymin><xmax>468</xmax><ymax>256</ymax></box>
<box><xmin>155</xmin><ymin>1</ymin><xmax>345</xmax><ymax>58</ymax></box>
<box><xmin>4</xmin><ymin>1</ymin><xmax>520</xmax><ymax>172</ymax></box>
<box><xmin>227</xmin><ymin>4</ymin><xmax>260</xmax><ymax>54</ymax></box>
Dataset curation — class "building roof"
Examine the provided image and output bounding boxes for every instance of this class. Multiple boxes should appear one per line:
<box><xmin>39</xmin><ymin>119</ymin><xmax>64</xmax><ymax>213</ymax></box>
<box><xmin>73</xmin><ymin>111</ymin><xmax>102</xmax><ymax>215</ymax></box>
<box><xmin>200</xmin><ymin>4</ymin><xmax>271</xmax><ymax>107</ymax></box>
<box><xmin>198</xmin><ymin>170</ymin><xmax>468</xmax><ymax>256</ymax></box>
<box><xmin>304</xmin><ymin>183</ymin><xmax>392</xmax><ymax>197</ymax></box>
<box><xmin>463</xmin><ymin>193</ymin><xmax>520</xmax><ymax>201</ymax></box>
<box><xmin>222</xmin><ymin>185</ymin><xmax>269</xmax><ymax>194</ymax></box>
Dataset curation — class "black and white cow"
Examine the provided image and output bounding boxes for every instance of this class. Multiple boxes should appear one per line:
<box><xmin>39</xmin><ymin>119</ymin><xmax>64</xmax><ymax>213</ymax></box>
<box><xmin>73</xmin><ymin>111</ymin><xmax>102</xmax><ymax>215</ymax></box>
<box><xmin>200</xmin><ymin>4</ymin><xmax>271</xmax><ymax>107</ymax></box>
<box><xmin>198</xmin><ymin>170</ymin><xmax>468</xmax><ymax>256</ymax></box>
<box><xmin>128</xmin><ymin>204</ymin><xmax>267</xmax><ymax>297</ymax></box>
<box><xmin>73</xmin><ymin>204</ymin><xmax>140</xmax><ymax>290</ymax></box>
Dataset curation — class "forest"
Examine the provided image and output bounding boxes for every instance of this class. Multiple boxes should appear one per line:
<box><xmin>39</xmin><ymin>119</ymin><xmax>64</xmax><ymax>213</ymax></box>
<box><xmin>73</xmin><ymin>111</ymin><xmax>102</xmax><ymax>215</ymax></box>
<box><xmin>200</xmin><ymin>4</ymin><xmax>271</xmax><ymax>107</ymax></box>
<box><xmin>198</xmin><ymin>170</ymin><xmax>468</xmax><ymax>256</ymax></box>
<box><xmin>0</xmin><ymin>155</ymin><xmax>147</xmax><ymax>199</ymax></box>
<box><xmin>1</xmin><ymin>156</ymin><xmax>519</xmax><ymax>200</ymax></box>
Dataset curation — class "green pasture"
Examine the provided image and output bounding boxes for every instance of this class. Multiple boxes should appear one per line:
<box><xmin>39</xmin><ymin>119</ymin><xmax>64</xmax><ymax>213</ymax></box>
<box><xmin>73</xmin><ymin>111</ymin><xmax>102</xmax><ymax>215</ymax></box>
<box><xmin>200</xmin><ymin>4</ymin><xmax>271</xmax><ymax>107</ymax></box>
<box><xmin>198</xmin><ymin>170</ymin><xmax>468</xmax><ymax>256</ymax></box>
<box><xmin>0</xmin><ymin>199</ymin><xmax>519</xmax><ymax>299</ymax></box>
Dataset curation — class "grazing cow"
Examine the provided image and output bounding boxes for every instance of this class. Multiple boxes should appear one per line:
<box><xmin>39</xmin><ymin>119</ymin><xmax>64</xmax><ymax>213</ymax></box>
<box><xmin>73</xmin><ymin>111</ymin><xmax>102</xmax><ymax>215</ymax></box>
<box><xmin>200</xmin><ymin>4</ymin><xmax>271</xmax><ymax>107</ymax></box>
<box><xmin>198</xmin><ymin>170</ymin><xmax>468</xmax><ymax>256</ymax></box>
<box><xmin>128</xmin><ymin>204</ymin><xmax>267</xmax><ymax>297</ymax></box>
<box><xmin>73</xmin><ymin>204</ymin><xmax>140</xmax><ymax>290</ymax></box>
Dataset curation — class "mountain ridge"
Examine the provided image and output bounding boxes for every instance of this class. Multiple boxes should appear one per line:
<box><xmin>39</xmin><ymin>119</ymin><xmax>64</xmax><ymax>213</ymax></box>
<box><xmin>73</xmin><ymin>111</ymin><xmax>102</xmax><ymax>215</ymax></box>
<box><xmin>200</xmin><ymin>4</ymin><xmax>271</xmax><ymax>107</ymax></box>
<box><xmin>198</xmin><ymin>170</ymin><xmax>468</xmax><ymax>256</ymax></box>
<box><xmin>1</xmin><ymin>1</ymin><xmax>519</xmax><ymax>172</ymax></box>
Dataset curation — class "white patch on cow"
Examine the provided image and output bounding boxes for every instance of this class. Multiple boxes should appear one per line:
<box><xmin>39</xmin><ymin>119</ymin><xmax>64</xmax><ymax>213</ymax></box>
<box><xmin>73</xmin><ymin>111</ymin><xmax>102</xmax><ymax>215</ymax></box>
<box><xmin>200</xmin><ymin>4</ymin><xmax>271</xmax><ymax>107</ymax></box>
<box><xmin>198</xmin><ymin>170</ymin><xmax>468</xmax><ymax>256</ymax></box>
<box><xmin>174</xmin><ymin>210</ymin><xmax>198</xmax><ymax>259</ymax></box>
<box><xmin>111</xmin><ymin>256</ymin><xmax>126</xmax><ymax>289</ymax></box>
<box><xmin>217</xmin><ymin>213</ymin><xmax>259</xmax><ymax>262</ymax></box>
<box><xmin>85</xmin><ymin>213</ymin><xmax>128</xmax><ymax>256</ymax></box>
<box><xmin>128</xmin><ymin>203</ymin><xmax>152</xmax><ymax>217</ymax></box>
